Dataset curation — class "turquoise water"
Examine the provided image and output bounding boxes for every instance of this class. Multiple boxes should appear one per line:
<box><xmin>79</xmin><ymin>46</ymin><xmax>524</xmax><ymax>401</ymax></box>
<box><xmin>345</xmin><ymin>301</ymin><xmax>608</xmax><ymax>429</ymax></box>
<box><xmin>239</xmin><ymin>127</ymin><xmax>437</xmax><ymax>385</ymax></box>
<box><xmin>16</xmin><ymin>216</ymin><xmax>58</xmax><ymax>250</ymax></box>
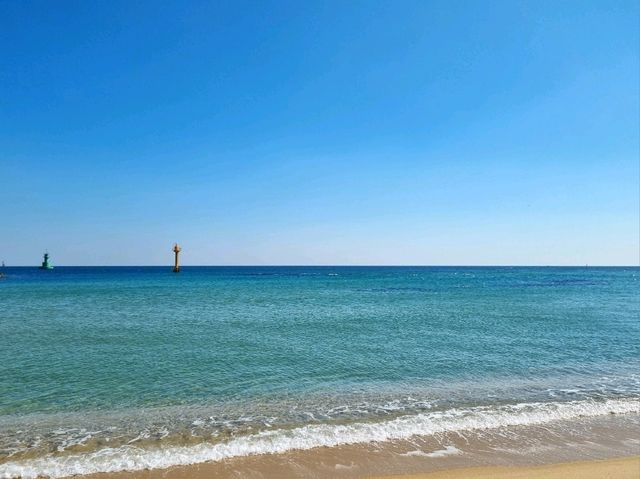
<box><xmin>0</xmin><ymin>267</ymin><xmax>639</xmax><ymax>477</ymax></box>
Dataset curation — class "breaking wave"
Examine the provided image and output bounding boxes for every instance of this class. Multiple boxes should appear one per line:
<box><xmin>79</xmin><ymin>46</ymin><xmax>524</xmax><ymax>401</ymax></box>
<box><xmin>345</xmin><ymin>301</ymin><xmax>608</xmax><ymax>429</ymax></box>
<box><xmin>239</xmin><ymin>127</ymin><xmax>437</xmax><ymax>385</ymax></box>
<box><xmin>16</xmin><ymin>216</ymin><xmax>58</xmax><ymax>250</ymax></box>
<box><xmin>1</xmin><ymin>397</ymin><xmax>637</xmax><ymax>478</ymax></box>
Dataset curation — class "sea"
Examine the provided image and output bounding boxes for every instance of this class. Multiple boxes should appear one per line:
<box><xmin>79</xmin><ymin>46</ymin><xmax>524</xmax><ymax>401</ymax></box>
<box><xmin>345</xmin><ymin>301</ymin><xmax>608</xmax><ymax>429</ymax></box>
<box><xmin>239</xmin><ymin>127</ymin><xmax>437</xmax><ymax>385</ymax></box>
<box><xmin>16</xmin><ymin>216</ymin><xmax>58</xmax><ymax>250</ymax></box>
<box><xmin>0</xmin><ymin>266</ymin><xmax>638</xmax><ymax>478</ymax></box>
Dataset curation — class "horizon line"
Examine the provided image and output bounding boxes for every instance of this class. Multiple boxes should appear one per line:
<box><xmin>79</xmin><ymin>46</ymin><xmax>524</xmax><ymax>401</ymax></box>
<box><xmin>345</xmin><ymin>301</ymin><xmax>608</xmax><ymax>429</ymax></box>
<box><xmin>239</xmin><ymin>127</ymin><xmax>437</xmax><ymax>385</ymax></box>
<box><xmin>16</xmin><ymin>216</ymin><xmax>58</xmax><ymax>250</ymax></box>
<box><xmin>2</xmin><ymin>264</ymin><xmax>639</xmax><ymax>268</ymax></box>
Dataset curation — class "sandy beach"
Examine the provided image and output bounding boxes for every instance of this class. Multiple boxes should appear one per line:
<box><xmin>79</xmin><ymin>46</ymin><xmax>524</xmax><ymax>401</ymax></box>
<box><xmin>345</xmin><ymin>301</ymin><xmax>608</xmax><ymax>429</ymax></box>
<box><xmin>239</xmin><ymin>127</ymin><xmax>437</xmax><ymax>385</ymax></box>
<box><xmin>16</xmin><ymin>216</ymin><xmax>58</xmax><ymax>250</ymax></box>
<box><xmin>86</xmin><ymin>456</ymin><xmax>640</xmax><ymax>479</ymax></box>
<box><xmin>373</xmin><ymin>457</ymin><xmax>640</xmax><ymax>479</ymax></box>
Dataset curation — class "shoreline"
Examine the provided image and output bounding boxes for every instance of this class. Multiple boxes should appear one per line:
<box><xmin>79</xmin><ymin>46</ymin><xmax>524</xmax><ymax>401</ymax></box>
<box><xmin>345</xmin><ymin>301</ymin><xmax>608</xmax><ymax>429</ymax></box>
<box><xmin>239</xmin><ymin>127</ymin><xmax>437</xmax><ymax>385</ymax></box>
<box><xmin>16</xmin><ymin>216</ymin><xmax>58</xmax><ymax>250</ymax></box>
<box><xmin>2</xmin><ymin>409</ymin><xmax>638</xmax><ymax>478</ymax></box>
<box><xmin>72</xmin><ymin>412</ymin><xmax>639</xmax><ymax>479</ymax></box>
<box><xmin>1</xmin><ymin>403</ymin><xmax>638</xmax><ymax>478</ymax></box>
<box><xmin>84</xmin><ymin>453</ymin><xmax>640</xmax><ymax>479</ymax></box>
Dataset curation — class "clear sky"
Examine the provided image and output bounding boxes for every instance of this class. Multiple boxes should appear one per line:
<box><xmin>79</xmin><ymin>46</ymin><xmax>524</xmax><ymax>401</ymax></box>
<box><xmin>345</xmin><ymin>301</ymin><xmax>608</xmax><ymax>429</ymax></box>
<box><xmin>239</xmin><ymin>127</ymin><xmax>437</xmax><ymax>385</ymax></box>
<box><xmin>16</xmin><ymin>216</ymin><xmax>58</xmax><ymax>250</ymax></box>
<box><xmin>1</xmin><ymin>0</ymin><xmax>638</xmax><ymax>266</ymax></box>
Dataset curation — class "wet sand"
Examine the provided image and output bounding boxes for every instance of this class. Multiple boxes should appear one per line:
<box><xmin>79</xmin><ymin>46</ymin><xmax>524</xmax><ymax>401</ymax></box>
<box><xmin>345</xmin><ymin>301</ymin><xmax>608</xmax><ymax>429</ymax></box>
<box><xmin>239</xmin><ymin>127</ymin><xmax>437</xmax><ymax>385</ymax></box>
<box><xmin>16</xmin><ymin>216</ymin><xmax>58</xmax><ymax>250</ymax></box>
<box><xmin>87</xmin><ymin>456</ymin><xmax>640</xmax><ymax>479</ymax></box>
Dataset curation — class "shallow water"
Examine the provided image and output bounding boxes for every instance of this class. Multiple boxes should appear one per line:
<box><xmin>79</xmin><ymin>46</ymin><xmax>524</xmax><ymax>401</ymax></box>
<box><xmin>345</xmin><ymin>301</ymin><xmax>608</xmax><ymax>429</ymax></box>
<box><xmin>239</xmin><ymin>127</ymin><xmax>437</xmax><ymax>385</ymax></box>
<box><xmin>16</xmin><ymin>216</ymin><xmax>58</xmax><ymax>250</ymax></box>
<box><xmin>0</xmin><ymin>266</ymin><xmax>638</xmax><ymax>477</ymax></box>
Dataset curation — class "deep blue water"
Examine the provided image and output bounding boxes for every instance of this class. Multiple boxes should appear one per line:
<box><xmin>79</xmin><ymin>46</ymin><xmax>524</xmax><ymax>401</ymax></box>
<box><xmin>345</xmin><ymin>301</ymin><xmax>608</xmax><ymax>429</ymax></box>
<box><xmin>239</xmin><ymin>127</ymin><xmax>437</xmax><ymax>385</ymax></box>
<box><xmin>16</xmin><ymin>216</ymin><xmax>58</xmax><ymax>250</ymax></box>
<box><xmin>0</xmin><ymin>266</ymin><xmax>638</xmax><ymax>477</ymax></box>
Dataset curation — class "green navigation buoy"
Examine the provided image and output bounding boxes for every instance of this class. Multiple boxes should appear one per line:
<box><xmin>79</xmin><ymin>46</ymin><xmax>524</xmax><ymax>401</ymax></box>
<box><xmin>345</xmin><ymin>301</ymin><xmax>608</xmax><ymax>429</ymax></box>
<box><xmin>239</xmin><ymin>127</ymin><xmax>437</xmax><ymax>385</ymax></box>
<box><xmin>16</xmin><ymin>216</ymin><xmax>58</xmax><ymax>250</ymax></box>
<box><xmin>39</xmin><ymin>252</ymin><xmax>54</xmax><ymax>270</ymax></box>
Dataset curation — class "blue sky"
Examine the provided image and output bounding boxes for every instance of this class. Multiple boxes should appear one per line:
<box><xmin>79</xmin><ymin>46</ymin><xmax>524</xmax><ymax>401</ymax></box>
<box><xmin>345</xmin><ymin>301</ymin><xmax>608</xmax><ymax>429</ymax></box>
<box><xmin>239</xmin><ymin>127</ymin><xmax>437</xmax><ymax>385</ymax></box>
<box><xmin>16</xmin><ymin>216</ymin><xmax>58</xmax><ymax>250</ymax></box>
<box><xmin>1</xmin><ymin>0</ymin><xmax>638</xmax><ymax>265</ymax></box>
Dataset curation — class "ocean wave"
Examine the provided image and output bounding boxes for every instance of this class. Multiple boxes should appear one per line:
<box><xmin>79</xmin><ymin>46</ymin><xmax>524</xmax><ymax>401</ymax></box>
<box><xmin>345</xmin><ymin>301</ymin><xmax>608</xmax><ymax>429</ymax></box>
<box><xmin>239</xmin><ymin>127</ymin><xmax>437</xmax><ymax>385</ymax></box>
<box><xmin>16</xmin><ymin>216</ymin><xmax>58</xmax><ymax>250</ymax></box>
<box><xmin>0</xmin><ymin>398</ymin><xmax>637</xmax><ymax>479</ymax></box>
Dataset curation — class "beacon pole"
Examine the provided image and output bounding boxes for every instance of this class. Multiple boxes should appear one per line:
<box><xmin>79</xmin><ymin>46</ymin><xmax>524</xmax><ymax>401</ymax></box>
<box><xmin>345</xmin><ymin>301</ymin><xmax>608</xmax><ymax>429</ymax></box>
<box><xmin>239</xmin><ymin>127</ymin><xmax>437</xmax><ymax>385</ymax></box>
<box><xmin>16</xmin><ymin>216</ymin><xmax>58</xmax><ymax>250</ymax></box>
<box><xmin>172</xmin><ymin>244</ymin><xmax>181</xmax><ymax>273</ymax></box>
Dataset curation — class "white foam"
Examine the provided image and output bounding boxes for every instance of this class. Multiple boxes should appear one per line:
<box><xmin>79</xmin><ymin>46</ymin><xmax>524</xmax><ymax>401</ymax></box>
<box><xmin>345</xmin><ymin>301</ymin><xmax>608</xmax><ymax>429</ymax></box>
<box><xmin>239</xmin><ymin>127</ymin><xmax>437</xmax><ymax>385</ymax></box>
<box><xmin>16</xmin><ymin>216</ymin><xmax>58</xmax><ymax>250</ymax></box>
<box><xmin>401</xmin><ymin>449</ymin><xmax>430</xmax><ymax>457</ymax></box>
<box><xmin>0</xmin><ymin>398</ymin><xmax>637</xmax><ymax>479</ymax></box>
<box><xmin>423</xmin><ymin>445</ymin><xmax>461</xmax><ymax>458</ymax></box>
<box><xmin>401</xmin><ymin>445</ymin><xmax>461</xmax><ymax>458</ymax></box>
